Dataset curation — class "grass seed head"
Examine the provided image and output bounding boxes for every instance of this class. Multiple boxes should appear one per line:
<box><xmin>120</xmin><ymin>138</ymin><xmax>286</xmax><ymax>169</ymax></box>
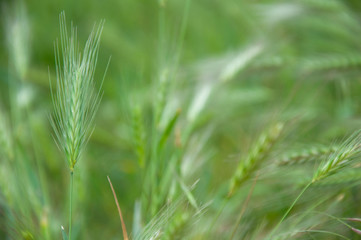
<box><xmin>228</xmin><ymin>122</ymin><xmax>284</xmax><ymax>197</ymax></box>
<box><xmin>313</xmin><ymin>130</ymin><xmax>361</xmax><ymax>183</ymax></box>
<box><xmin>51</xmin><ymin>12</ymin><xmax>104</xmax><ymax>171</ymax></box>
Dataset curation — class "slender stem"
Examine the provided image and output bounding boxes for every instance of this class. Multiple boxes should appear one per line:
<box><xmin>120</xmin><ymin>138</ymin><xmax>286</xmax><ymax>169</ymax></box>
<box><xmin>268</xmin><ymin>181</ymin><xmax>312</xmax><ymax>239</ymax></box>
<box><xmin>69</xmin><ymin>171</ymin><xmax>74</xmax><ymax>240</ymax></box>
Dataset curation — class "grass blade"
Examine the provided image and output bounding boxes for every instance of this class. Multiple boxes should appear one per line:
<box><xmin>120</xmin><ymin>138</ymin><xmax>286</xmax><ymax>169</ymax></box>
<box><xmin>61</xmin><ymin>226</ymin><xmax>68</xmax><ymax>240</ymax></box>
<box><xmin>107</xmin><ymin>176</ymin><xmax>129</xmax><ymax>240</ymax></box>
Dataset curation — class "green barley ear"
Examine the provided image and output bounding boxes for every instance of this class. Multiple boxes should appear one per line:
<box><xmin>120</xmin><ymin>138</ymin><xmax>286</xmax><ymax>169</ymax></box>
<box><xmin>269</xmin><ymin>131</ymin><xmax>361</xmax><ymax>238</ymax></box>
<box><xmin>277</xmin><ymin>145</ymin><xmax>338</xmax><ymax>166</ymax></box>
<box><xmin>50</xmin><ymin>12</ymin><xmax>104</xmax><ymax>172</ymax></box>
<box><xmin>312</xmin><ymin>130</ymin><xmax>361</xmax><ymax>183</ymax></box>
<box><xmin>228</xmin><ymin>122</ymin><xmax>284</xmax><ymax>197</ymax></box>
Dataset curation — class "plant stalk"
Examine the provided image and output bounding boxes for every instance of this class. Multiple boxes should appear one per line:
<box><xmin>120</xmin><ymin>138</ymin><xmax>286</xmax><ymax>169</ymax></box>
<box><xmin>268</xmin><ymin>181</ymin><xmax>312</xmax><ymax>239</ymax></box>
<box><xmin>69</xmin><ymin>170</ymin><xmax>74</xmax><ymax>240</ymax></box>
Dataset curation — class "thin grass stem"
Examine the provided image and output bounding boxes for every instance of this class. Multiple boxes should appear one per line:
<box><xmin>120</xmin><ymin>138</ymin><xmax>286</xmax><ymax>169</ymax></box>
<box><xmin>69</xmin><ymin>171</ymin><xmax>74</xmax><ymax>240</ymax></box>
<box><xmin>268</xmin><ymin>181</ymin><xmax>312</xmax><ymax>239</ymax></box>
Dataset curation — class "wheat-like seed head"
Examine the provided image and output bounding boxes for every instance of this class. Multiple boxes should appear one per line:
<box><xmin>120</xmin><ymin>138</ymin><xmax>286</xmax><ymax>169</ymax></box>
<box><xmin>51</xmin><ymin>12</ymin><xmax>104</xmax><ymax>172</ymax></box>
<box><xmin>313</xmin><ymin>130</ymin><xmax>361</xmax><ymax>183</ymax></box>
<box><xmin>228</xmin><ymin>122</ymin><xmax>284</xmax><ymax>197</ymax></box>
<box><xmin>277</xmin><ymin>145</ymin><xmax>338</xmax><ymax>166</ymax></box>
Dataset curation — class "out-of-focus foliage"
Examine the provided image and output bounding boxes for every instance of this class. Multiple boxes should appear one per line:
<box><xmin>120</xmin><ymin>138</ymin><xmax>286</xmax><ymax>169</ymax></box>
<box><xmin>2</xmin><ymin>0</ymin><xmax>361</xmax><ymax>239</ymax></box>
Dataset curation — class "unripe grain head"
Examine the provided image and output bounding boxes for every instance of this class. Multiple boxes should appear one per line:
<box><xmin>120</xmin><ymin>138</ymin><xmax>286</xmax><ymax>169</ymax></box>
<box><xmin>50</xmin><ymin>12</ymin><xmax>104</xmax><ymax>171</ymax></box>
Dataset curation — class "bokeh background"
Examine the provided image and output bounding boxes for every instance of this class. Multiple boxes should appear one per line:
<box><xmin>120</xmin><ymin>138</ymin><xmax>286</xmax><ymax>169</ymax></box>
<box><xmin>2</xmin><ymin>0</ymin><xmax>361</xmax><ymax>239</ymax></box>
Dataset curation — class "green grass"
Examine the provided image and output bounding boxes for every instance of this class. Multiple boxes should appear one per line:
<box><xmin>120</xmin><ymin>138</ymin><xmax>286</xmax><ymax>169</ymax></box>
<box><xmin>2</xmin><ymin>0</ymin><xmax>361</xmax><ymax>239</ymax></box>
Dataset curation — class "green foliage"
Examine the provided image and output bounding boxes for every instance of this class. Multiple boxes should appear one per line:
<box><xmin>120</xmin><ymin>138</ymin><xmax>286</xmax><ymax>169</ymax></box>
<box><xmin>3</xmin><ymin>0</ymin><xmax>361</xmax><ymax>239</ymax></box>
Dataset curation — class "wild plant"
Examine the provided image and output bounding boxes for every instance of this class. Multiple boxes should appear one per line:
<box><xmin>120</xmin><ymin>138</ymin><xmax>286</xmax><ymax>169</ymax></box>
<box><xmin>228</xmin><ymin>122</ymin><xmax>284</xmax><ymax>197</ymax></box>
<box><xmin>269</xmin><ymin>130</ymin><xmax>361</xmax><ymax>239</ymax></box>
<box><xmin>0</xmin><ymin>2</ymin><xmax>54</xmax><ymax>239</ymax></box>
<box><xmin>129</xmin><ymin>0</ymin><xmax>201</xmax><ymax>228</ymax></box>
<box><xmin>313</xmin><ymin>131</ymin><xmax>361</xmax><ymax>182</ymax></box>
<box><xmin>50</xmin><ymin>12</ymin><xmax>105</xmax><ymax>240</ymax></box>
<box><xmin>3</xmin><ymin>0</ymin><xmax>361</xmax><ymax>239</ymax></box>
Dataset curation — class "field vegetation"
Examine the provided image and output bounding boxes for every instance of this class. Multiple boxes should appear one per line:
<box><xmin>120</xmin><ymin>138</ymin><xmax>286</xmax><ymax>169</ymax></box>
<box><xmin>2</xmin><ymin>0</ymin><xmax>361</xmax><ymax>239</ymax></box>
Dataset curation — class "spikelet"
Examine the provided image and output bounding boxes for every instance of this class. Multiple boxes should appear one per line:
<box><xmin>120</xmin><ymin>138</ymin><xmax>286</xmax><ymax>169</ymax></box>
<box><xmin>312</xmin><ymin>168</ymin><xmax>361</xmax><ymax>186</ymax></box>
<box><xmin>50</xmin><ymin>12</ymin><xmax>104</xmax><ymax>172</ymax></box>
<box><xmin>228</xmin><ymin>122</ymin><xmax>284</xmax><ymax>197</ymax></box>
<box><xmin>313</xmin><ymin>130</ymin><xmax>361</xmax><ymax>183</ymax></box>
<box><xmin>277</xmin><ymin>145</ymin><xmax>338</xmax><ymax>166</ymax></box>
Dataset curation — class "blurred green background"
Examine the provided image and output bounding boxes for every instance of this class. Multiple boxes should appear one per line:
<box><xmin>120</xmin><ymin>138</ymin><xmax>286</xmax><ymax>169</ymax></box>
<box><xmin>3</xmin><ymin>0</ymin><xmax>361</xmax><ymax>239</ymax></box>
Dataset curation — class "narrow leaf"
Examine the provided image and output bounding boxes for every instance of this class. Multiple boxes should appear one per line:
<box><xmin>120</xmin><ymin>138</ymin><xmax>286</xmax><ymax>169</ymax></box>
<box><xmin>107</xmin><ymin>176</ymin><xmax>129</xmax><ymax>240</ymax></box>
<box><xmin>61</xmin><ymin>226</ymin><xmax>68</xmax><ymax>240</ymax></box>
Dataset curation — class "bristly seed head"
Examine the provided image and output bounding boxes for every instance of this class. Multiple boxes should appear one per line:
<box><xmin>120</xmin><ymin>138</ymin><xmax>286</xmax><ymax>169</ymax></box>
<box><xmin>313</xmin><ymin>130</ymin><xmax>361</xmax><ymax>183</ymax></box>
<box><xmin>228</xmin><ymin>122</ymin><xmax>284</xmax><ymax>198</ymax></box>
<box><xmin>50</xmin><ymin>12</ymin><xmax>105</xmax><ymax>172</ymax></box>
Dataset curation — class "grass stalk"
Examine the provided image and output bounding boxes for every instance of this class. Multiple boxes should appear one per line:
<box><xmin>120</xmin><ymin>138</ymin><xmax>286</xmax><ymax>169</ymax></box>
<box><xmin>268</xmin><ymin>181</ymin><xmax>312</xmax><ymax>239</ymax></box>
<box><xmin>68</xmin><ymin>171</ymin><xmax>74</xmax><ymax>240</ymax></box>
<box><xmin>50</xmin><ymin>11</ymin><xmax>105</xmax><ymax>238</ymax></box>
<box><xmin>269</xmin><ymin>130</ymin><xmax>361</xmax><ymax>238</ymax></box>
